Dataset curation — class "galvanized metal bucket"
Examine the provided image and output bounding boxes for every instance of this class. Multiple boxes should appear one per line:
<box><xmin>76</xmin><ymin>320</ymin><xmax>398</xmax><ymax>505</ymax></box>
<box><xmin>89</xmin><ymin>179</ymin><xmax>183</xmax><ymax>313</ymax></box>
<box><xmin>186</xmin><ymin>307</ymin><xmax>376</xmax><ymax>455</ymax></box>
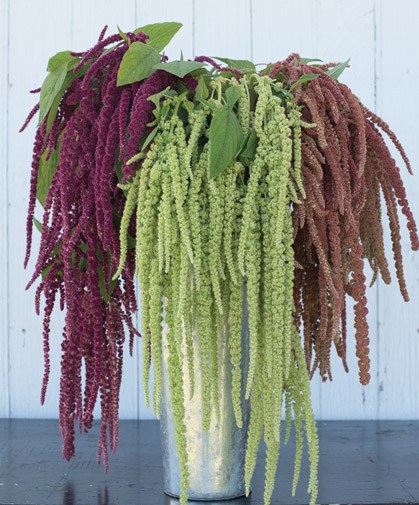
<box><xmin>159</xmin><ymin>289</ymin><xmax>251</xmax><ymax>501</ymax></box>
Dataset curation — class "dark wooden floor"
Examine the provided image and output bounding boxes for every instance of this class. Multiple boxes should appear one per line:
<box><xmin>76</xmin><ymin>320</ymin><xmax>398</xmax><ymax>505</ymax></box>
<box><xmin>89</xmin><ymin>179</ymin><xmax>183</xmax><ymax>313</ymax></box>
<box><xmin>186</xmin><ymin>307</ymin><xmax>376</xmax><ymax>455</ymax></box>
<box><xmin>0</xmin><ymin>419</ymin><xmax>418</xmax><ymax>505</ymax></box>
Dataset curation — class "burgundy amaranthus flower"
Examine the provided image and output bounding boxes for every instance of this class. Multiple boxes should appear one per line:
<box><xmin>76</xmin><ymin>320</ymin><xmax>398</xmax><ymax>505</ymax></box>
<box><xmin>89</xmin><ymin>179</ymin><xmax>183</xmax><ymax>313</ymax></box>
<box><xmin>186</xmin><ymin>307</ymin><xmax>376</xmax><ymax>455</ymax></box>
<box><xmin>21</xmin><ymin>27</ymin><xmax>148</xmax><ymax>467</ymax></box>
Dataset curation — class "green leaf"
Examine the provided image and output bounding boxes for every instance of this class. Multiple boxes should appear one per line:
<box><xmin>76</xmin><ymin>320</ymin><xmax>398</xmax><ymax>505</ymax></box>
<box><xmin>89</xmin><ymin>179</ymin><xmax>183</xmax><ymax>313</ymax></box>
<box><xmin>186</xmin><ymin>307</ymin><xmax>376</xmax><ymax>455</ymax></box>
<box><xmin>46</xmin><ymin>93</ymin><xmax>62</xmax><ymax>134</ymax></box>
<box><xmin>134</xmin><ymin>22</ymin><xmax>182</xmax><ymax>52</ymax></box>
<box><xmin>236</xmin><ymin>131</ymin><xmax>250</xmax><ymax>155</ymax></box>
<box><xmin>147</xmin><ymin>86</ymin><xmax>177</xmax><ymax>107</ymax></box>
<box><xmin>117</xmin><ymin>25</ymin><xmax>131</xmax><ymax>45</ymax></box>
<box><xmin>33</xmin><ymin>216</ymin><xmax>62</xmax><ymax>278</ymax></box>
<box><xmin>260</xmin><ymin>63</ymin><xmax>274</xmax><ymax>75</ymax></box>
<box><xmin>41</xmin><ymin>262</ymin><xmax>55</xmax><ymax>281</ymax></box>
<box><xmin>160</xmin><ymin>102</ymin><xmax>170</xmax><ymax>117</ymax></box>
<box><xmin>47</xmin><ymin>51</ymin><xmax>80</xmax><ymax>72</ymax></box>
<box><xmin>152</xmin><ymin>60</ymin><xmax>206</xmax><ymax>78</ymax></box>
<box><xmin>51</xmin><ymin>242</ymin><xmax>61</xmax><ymax>257</ymax></box>
<box><xmin>40</xmin><ymin>62</ymin><xmax>88</xmax><ymax>130</ymax></box>
<box><xmin>149</xmin><ymin>89</ymin><xmax>176</xmax><ymax>124</ymax></box>
<box><xmin>96</xmin><ymin>250</ymin><xmax>118</xmax><ymax>303</ymax></box>
<box><xmin>35</xmin><ymin>214</ymin><xmax>61</xmax><ymax>255</ymax></box>
<box><xmin>117</xmin><ymin>42</ymin><xmax>161</xmax><ymax>86</ymax></box>
<box><xmin>36</xmin><ymin>141</ymin><xmax>60</xmax><ymax>207</ymax></box>
<box><xmin>78</xmin><ymin>257</ymin><xmax>88</xmax><ymax>273</ymax></box>
<box><xmin>276</xmin><ymin>88</ymin><xmax>294</xmax><ymax>101</ymax></box>
<box><xmin>33</xmin><ymin>216</ymin><xmax>43</xmax><ymax>233</ymax></box>
<box><xmin>196</xmin><ymin>76</ymin><xmax>209</xmax><ymax>100</ymax></box>
<box><xmin>213</xmin><ymin>57</ymin><xmax>256</xmax><ymax>73</ymax></box>
<box><xmin>240</xmin><ymin>129</ymin><xmax>258</xmax><ymax>159</ymax></box>
<box><xmin>40</xmin><ymin>240</ymin><xmax>62</xmax><ymax>280</ymax></box>
<box><xmin>236</xmin><ymin>128</ymin><xmax>259</xmax><ymax>167</ymax></box>
<box><xmin>225</xmin><ymin>86</ymin><xmax>242</xmax><ymax>108</ymax></box>
<box><xmin>209</xmin><ymin>105</ymin><xmax>243</xmax><ymax>178</ymax></box>
<box><xmin>326</xmin><ymin>58</ymin><xmax>350</xmax><ymax>81</ymax></box>
<box><xmin>45</xmin><ymin>67</ymin><xmax>87</xmax><ymax>134</ymax></box>
<box><xmin>196</xmin><ymin>97</ymin><xmax>216</xmax><ymax>110</ymax></box>
<box><xmin>299</xmin><ymin>58</ymin><xmax>323</xmax><ymax>65</ymax></box>
<box><xmin>176</xmin><ymin>80</ymin><xmax>188</xmax><ymax>94</ymax></box>
<box><xmin>98</xmin><ymin>266</ymin><xmax>117</xmax><ymax>303</ymax></box>
<box><xmin>39</xmin><ymin>66</ymin><xmax>68</xmax><ymax>125</ymax></box>
<box><xmin>240</xmin><ymin>158</ymin><xmax>251</xmax><ymax>168</ymax></box>
<box><xmin>40</xmin><ymin>52</ymin><xmax>83</xmax><ymax>126</ymax></box>
<box><xmin>290</xmin><ymin>73</ymin><xmax>320</xmax><ymax>90</ymax></box>
<box><xmin>189</xmin><ymin>68</ymin><xmax>208</xmax><ymax>78</ymax></box>
<box><xmin>141</xmin><ymin>126</ymin><xmax>159</xmax><ymax>152</ymax></box>
<box><xmin>182</xmin><ymin>99</ymin><xmax>194</xmax><ymax>113</ymax></box>
<box><xmin>115</xmin><ymin>160</ymin><xmax>124</xmax><ymax>187</ymax></box>
<box><xmin>127</xmin><ymin>234</ymin><xmax>136</xmax><ymax>249</ymax></box>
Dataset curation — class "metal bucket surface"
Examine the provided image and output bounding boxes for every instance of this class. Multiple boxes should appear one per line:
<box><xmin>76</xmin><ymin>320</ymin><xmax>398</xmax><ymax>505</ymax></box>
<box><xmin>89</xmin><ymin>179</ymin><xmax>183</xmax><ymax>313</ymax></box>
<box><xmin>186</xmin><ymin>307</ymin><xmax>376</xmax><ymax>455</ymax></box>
<box><xmin>159</xmin><ymin>289</ymin><xmax>250</xmax><ymax>501</ymax></box>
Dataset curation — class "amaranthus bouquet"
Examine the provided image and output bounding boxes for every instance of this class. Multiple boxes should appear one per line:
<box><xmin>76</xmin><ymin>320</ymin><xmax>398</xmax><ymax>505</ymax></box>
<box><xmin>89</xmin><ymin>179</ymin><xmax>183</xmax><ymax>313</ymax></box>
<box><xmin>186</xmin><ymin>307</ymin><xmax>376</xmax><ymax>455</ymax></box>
<box><xmin>21</xmin><ymin>22</ymin><xmax>418</xmax><ymax>505</ymax></box>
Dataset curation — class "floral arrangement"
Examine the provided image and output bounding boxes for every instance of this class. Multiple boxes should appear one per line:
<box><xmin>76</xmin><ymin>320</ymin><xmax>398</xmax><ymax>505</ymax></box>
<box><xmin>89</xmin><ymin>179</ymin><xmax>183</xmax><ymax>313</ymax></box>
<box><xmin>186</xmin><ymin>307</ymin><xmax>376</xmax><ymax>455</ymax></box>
<box><xmin>21</xmin><ymin>23</ymin><xmax>418</xmax><ymax>505</ymax></box>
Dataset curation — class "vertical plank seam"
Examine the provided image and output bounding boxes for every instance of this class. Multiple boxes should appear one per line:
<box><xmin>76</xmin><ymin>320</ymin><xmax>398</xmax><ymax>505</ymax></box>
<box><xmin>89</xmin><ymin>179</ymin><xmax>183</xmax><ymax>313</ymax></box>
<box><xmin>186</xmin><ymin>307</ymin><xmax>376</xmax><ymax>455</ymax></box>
<box><xmin>373</xmin><ymin>0</ymin><xmax>381</xmax><ymax>420</ymax></box>
<box><xmin>134</xmin><ymin>0</ymin><xmax>137</xmax><ymax>30</ymax></box>
<box><xmin>315</xmin><ymin>0</ymin><xmax>320</xmax><ymax>70</ymax></box>
<box><xmin>192</xmin><ymin>0</ymin><xmax>195</xmax><ymax>58</ymax></box>
<box><xmin>70</xmin><ymin>0</ymin><xmax>74</xmax><ymax>46</ymax></box>
<box><xmin>249</xmin><ymin>0</ymin><xmax>253</xmax><ymax>61</ymax></box>
<box><xmin>6</xmin><ymin>0</ymin><xmax>11</xmax><ymax>418</ymax></box>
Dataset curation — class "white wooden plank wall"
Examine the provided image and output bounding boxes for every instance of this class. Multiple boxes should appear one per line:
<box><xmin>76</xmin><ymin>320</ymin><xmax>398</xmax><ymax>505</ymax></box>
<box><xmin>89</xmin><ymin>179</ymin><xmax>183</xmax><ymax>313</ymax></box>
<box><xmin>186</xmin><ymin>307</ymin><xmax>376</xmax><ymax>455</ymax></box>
<box><xmin>377</xmin><ymin>0</ymin><xmax>419</xmax><ymax>419</ymax></box>
<box><xmin>1</xmin><ymin>0</ymin><xmax>418</xmax><ymax>421</ymax></box>
<box><xmin>0</xmin><ymin>0</ymin><xmax>10</xmax><ymax>419</ymax></box>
